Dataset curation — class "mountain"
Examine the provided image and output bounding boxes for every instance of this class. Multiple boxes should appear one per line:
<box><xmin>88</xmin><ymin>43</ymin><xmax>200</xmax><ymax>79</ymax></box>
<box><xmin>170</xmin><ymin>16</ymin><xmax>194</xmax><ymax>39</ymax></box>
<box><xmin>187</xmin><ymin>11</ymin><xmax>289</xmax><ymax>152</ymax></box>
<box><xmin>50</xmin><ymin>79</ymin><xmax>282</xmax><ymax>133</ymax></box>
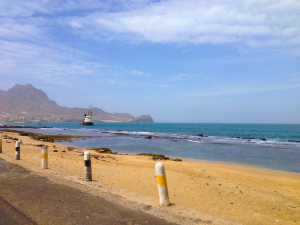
<box><xmin>0</xmin><ymin>84</ymin><xmax>154</xmax><ymax>123</ymax></box>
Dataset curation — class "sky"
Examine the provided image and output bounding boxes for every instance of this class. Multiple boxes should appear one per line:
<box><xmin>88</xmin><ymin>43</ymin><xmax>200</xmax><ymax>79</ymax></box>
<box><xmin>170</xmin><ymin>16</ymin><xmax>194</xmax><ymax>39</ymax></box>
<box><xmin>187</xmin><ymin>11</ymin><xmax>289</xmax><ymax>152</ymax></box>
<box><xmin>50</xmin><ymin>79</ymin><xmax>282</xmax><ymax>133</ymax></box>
<box><xmin>1</xmin><ymin>0</ymin><xmax>300</xmax><ymax>123</ymax></box>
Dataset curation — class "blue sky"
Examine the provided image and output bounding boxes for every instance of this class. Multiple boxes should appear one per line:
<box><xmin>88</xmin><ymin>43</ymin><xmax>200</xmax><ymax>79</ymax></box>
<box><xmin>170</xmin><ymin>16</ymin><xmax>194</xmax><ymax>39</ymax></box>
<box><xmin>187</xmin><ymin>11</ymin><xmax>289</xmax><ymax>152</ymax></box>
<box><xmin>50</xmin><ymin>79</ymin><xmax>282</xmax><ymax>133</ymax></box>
<box><xmin>1</xmin><ymin>0</ymin><xmax>300</xmax><ymax>123</ymax></box>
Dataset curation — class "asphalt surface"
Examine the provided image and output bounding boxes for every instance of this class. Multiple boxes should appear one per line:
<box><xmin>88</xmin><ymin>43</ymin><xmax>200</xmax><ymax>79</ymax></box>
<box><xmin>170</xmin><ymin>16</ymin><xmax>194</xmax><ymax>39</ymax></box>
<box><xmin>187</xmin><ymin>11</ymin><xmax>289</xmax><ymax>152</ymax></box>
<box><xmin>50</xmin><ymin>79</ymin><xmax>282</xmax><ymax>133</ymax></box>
<box><xmin>0</xmin><ymin>157</ymin><xmax>177</xmax><ymax>225</ymax></box>
<box><xmin>0</xmin><ymin>196</ymin><xmax>37</xmax><ymax>225</ymax></box>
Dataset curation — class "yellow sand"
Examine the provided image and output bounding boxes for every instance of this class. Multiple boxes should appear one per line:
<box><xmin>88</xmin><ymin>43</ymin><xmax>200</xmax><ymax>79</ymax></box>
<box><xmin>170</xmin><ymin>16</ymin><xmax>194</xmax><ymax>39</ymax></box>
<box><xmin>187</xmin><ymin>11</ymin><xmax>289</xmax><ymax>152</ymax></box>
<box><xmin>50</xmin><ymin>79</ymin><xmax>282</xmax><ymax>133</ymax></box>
<box><xmin>1</xmin><ymin>132</ymin><xmax>300</xmax><ymax>225</ymax></box>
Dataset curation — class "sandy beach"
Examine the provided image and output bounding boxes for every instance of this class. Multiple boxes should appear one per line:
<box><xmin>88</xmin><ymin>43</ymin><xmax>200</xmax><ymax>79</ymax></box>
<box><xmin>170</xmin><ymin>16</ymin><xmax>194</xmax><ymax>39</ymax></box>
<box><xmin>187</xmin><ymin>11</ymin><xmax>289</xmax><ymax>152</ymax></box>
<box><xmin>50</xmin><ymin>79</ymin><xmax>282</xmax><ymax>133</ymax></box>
<box><xmin>1</xmin><ymin>131</ymin><xmax>300</xmax><ymax>225</ymax></box>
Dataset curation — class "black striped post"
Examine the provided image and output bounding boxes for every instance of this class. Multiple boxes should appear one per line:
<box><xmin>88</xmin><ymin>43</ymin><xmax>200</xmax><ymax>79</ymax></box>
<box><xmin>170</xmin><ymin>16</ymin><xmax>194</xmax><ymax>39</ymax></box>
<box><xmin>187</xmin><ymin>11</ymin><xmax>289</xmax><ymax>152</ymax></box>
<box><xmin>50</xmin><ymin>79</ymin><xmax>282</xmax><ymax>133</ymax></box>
<box><xmin>0</xmin><ymin>137</ymin><xmax>2</xmax><ymax>153</ymax></box>
<box><xmin>84</xmin><ymin>151</ymin><xmax>92</xmax><ymax>181</ymax></box>
<box><xmin>15</xmin><ymin>141</ymin><xmax>20</xmax><ymax>160</ymax></box>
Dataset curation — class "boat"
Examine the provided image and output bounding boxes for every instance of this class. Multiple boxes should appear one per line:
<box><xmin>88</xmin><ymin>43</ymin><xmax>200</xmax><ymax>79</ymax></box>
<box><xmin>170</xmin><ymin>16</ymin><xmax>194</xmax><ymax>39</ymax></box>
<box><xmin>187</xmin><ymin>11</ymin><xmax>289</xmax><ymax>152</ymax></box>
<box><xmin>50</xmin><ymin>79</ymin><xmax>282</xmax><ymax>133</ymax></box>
<box><xmin>80</xmin><ymin>105</ymin><xmax>94</xmax><ymax>125</ymax></box>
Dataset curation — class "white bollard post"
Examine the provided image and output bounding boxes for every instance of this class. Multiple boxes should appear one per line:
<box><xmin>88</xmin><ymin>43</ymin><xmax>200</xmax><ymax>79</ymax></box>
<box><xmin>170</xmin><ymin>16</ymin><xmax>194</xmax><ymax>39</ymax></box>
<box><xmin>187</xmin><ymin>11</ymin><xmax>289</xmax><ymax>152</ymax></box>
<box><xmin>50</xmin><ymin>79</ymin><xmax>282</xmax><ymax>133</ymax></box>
<box><xmin>15</xmin><ymin>141</ymin><xmax>20</xmax><ymax>160</ymax></box>
<box><xmin>42</xmin><ymin>146</ymin><xmax>48</xmax><ymax>169</ymax></box>
<box><xmin>155</xmin><ymin>162</ymin><xmax>170</xmax><ymax>206</ymax></box>
<box><xmin>84</xmin><ymin>151</ymin><xmax>92</xmax><ymax>181</ymax></box>
<box><xmin>0</xmin><ymin>137</ymin><xmax>2</xmax><ymax>153</ymax></box>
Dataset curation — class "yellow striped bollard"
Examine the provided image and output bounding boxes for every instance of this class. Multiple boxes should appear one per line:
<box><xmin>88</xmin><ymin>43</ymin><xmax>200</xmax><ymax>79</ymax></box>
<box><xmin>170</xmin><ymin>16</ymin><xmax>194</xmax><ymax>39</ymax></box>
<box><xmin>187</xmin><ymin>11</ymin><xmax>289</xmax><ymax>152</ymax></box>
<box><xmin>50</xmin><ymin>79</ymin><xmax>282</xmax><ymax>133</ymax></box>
<box><xmin>0</xmin><ymin>137</ymin><xmax>2</xmax><ymax>153</ymax></box>
<box><xmin>15</xmin><ymin>141</ymin><xmax>20</xmax><ymax>160</ymax></box>
<box><xmin>42</xmin><ymin>146</ymin><xmax>48</xmax><ymax>169</ymax></box>
<box><xmin>155</xmin><ymin>162</ymin><xmax>170</xmax><ymax>206</ymax></box>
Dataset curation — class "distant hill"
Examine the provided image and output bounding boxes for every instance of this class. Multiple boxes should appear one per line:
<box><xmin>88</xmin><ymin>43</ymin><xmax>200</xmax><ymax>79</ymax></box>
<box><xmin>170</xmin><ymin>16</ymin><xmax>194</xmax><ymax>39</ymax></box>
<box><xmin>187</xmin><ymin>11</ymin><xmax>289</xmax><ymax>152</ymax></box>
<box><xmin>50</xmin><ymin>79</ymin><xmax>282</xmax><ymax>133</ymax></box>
<box><xmin>0</xmin><ymin>84</ymin><xmax>154</xmax><ymax>123</ymax></box>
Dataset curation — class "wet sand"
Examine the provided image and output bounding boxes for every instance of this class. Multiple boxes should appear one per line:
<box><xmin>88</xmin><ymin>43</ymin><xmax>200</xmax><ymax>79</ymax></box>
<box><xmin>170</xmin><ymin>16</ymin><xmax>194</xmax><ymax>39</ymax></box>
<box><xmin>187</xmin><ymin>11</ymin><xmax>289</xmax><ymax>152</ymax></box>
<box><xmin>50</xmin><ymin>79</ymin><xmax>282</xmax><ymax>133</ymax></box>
<box><xmin>1</xmin><ymin>131</ymin><xmax>300</xmax><ymax>225</ymax></box>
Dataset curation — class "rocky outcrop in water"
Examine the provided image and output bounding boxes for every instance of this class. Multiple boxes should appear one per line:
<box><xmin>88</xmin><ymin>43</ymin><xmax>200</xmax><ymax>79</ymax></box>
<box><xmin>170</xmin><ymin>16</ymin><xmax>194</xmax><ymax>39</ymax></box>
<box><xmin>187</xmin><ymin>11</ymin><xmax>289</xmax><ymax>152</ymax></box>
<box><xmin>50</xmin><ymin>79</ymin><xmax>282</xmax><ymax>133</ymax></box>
<box><xmin>129</xmin><ymin>115</ymin><xmax>154</xmax><ymax>123</ymax></box>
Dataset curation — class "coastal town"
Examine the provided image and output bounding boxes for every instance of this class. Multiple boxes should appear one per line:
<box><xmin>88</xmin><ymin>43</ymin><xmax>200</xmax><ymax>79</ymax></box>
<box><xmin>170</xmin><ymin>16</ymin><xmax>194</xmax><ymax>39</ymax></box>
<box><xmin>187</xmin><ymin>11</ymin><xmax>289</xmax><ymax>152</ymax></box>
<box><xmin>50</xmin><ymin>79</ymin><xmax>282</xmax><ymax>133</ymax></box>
<box><xmin>0</xmin><ymin>112</ymin><xmax>64</xmax><ymax>123</ymax></box>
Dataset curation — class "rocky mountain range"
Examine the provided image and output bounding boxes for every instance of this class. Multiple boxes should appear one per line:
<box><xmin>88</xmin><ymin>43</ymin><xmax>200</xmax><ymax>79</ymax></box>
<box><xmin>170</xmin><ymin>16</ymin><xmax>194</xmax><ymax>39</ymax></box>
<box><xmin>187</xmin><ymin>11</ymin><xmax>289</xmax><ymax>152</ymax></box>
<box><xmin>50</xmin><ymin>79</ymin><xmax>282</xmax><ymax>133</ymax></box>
<box><xmin>0</xmin><ymin>84</ymin><xmax>154</xmax><ymax>123</ymax></box>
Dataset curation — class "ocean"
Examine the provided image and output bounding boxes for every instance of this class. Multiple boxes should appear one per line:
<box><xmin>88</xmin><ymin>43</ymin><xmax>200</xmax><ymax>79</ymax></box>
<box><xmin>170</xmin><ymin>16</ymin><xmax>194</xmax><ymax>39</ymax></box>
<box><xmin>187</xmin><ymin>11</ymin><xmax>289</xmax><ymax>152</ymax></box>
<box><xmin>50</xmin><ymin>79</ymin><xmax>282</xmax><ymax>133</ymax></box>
<box><xmin>1</xmin><ymin>122</ymin><xmax>300</xmax><ymax>173</ymax></box>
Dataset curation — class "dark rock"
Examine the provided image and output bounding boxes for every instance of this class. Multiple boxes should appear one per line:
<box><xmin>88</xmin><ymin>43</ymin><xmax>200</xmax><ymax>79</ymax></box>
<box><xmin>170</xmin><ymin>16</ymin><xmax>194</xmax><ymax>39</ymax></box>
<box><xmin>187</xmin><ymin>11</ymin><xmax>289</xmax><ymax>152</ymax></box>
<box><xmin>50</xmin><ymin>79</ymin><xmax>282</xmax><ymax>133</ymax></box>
<box><xmin>53</xmin><ymin>150</ymin><xmax>58</xmax><ymax>152</ymax></box>
<box><xmin>129</xmin><ymin>115</ymin><xmax>154</xmax><ymax>123</ymax></box>
<box><xmin>242</xmin><ymin>137</ymin><xmax>255</xmax><ymax>139</ymax></box>
<box><xmin>114</xmin><ymin>133</ymin><xmax>129</xmax><ymax>136</ymax></box>
<box><xmin>261</xmin><ymin>138</ymin><xmax>267</xmax><ymax>141</ymax></box>
<box><xmin>36</xmin><ymin>145</ymin><xmax>44</xmax><ymax>147</ymax></box>
<box><xmin>144</xmin><ymin>136</ymin><xmax>152</xmax><ymax>139</ymax></box>
<box><xmin>197</xmin><ymin>134</ymin><xmax>203</xmax><ymax>137</ymax></box>
<box><xmin>288</xmin><ymin>140</ymin><xmax>300</xmax><ymax>143</ymax></box>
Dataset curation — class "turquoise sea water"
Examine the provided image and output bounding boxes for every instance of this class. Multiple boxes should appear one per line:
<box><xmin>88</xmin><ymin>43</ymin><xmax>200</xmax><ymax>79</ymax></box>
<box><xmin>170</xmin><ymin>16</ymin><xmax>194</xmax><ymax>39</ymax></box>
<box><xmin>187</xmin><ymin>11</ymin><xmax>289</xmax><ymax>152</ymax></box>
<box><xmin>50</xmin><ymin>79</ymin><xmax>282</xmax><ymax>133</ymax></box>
<box><xmin>1</xmin><ymin>122</ymin><xmax>300</xmax><ymax>173</ymax></box>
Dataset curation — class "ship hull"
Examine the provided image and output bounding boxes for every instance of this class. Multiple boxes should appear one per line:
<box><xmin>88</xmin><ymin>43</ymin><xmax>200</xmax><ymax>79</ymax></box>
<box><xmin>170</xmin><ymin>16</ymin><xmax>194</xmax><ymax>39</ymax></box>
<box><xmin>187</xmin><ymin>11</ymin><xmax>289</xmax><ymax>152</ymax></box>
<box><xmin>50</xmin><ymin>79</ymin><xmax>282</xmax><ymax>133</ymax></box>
<box><xmin>80</xmin><ymin>122</ymin><xmax>94</xmax><ymax>125</ymax></box>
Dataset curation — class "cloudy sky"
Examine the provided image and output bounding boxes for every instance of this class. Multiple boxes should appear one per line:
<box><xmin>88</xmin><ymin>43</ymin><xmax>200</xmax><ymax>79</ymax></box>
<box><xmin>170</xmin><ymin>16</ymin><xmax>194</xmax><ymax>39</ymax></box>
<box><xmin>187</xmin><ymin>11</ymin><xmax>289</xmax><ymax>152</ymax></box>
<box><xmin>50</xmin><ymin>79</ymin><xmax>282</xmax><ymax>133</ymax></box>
<box><xmin>1</xmin><ymin>0</ymin><xmax>300</xmax><ymax>123</ymax></box>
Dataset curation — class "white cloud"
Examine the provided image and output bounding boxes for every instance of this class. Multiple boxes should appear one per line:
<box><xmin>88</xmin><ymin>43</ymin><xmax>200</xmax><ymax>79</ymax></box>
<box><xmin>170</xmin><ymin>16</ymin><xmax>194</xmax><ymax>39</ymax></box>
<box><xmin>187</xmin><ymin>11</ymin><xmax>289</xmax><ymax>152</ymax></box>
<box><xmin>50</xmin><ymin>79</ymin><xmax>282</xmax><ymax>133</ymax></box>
<box><xmin>0</xmin><ymin>40</ymin><xmax>105</xmax><ymax>86</ymax></box>
<box><xmin>168</xmin><ymin>74</ymin><xmax>199</xmax><ymax>81</ymax></box>
<box><xmin>0</xmin><ymin>0</ymin><xmax>153</xmax><ymax>17</ymax></box>
<box><xmin>182</xmin><ymin>79</ymin><xmax>300</xmax><ymax>97</ymax></box>
<box><xmin>62</xmin><ymin>0</ymin><xmax>300</xmax><ymax>47</ymax></box>
<box><xmin>128</xmin><ymin>70</ymin><xmax>149</xmax><ymax>76</ymax></box>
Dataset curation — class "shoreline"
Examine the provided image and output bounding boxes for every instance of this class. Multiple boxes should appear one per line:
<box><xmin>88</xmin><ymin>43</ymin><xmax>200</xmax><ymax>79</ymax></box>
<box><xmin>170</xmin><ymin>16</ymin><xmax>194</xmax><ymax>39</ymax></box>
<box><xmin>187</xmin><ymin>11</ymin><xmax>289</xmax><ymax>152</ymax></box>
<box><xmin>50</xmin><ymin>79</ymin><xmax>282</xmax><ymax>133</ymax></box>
<box><xmin>1</xmin><ymin>126</ymin><xmax>300</xmax><ymax>174</ymax></box>
<box><xmin>1</xmin><ymin>130</ymin><xmax>300</xmax><ymax>224</ymax></box>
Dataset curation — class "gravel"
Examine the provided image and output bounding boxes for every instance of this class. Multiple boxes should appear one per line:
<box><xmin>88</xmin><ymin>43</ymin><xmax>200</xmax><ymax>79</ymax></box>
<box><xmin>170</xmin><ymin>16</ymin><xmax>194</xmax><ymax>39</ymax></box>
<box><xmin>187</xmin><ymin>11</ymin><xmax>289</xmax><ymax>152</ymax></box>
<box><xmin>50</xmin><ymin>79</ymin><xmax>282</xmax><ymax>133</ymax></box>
<box><xmin>0</xmin><ymin>157</ymin><xmax>30</xmax><ymax>174</ymax></box>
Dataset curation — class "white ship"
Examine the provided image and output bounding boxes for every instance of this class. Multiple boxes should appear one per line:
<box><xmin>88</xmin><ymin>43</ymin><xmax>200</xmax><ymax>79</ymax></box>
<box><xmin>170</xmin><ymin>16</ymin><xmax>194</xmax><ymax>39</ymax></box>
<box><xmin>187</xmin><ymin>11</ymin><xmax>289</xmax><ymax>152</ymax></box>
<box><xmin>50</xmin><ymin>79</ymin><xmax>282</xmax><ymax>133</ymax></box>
<box><xmin>80</xmin><ymin>105</ymin><xmax>94</xmax><ymax>125</ymax></box>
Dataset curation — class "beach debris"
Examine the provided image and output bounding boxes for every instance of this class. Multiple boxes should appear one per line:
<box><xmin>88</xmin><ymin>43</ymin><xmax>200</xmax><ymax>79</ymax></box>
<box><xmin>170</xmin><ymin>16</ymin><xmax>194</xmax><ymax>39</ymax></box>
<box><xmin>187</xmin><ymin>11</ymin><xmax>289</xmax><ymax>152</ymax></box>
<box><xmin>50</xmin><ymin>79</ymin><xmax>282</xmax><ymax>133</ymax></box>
<box><xmin>62</xmin><ymin>150</ymin><xmax>66</xmax><ymax>152</ymax></box>
<box><xmin>192</xmin><ymin>219</ymin><xmax>202</xmax><ymax>223</ymax></box>
<box><xmin>36</xmin><ymin>144</ymin><xmax>44</xmax><ymax>147</ymax></box>
<box><xmin>53</xmin><ymin>150</ymin><xmax>58</xmax><ymax>152</ymax></box>
<box><xmin>93</xmin><ymin>148</ymin><xmax>117</xmax><ymax>154</ymax></box>
<box><xmin>138</xmin><ymin>153</ymin><xmax>170</xmax><ymax>160</ymax></box>
<box><xmin>142</xmin><ymin>205</ymin><xmax>151</xmax><ymax>210</ymax></box>
<box><xmin>67</xmin><ymin>147</ymin><xmax>75</xmax><ymax>151</ymax></box>
<box><xmin>171</xmin><ymin>158</ymin><xmax>182</xmax><ymax>161</ymax></box>
<box><xmin>92</xmin><ymin>155</ymin><xmax>102</xmax><ymax>160</ymax></box>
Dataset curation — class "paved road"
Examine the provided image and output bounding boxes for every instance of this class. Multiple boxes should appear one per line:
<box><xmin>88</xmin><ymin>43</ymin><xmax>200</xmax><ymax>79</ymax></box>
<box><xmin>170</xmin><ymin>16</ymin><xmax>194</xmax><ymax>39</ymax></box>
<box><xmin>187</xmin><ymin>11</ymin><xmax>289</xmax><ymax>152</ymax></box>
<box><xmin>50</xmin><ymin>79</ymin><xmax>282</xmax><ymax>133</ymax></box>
<box><xmin>0</xmin><ymin>158</ymin><xmax>177</xmax><ymax>225</ymax></box>
<box><xmin>0</xmin><ymin>196</ymin><xmax>36</xmax><ymax>225</ymax></box>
